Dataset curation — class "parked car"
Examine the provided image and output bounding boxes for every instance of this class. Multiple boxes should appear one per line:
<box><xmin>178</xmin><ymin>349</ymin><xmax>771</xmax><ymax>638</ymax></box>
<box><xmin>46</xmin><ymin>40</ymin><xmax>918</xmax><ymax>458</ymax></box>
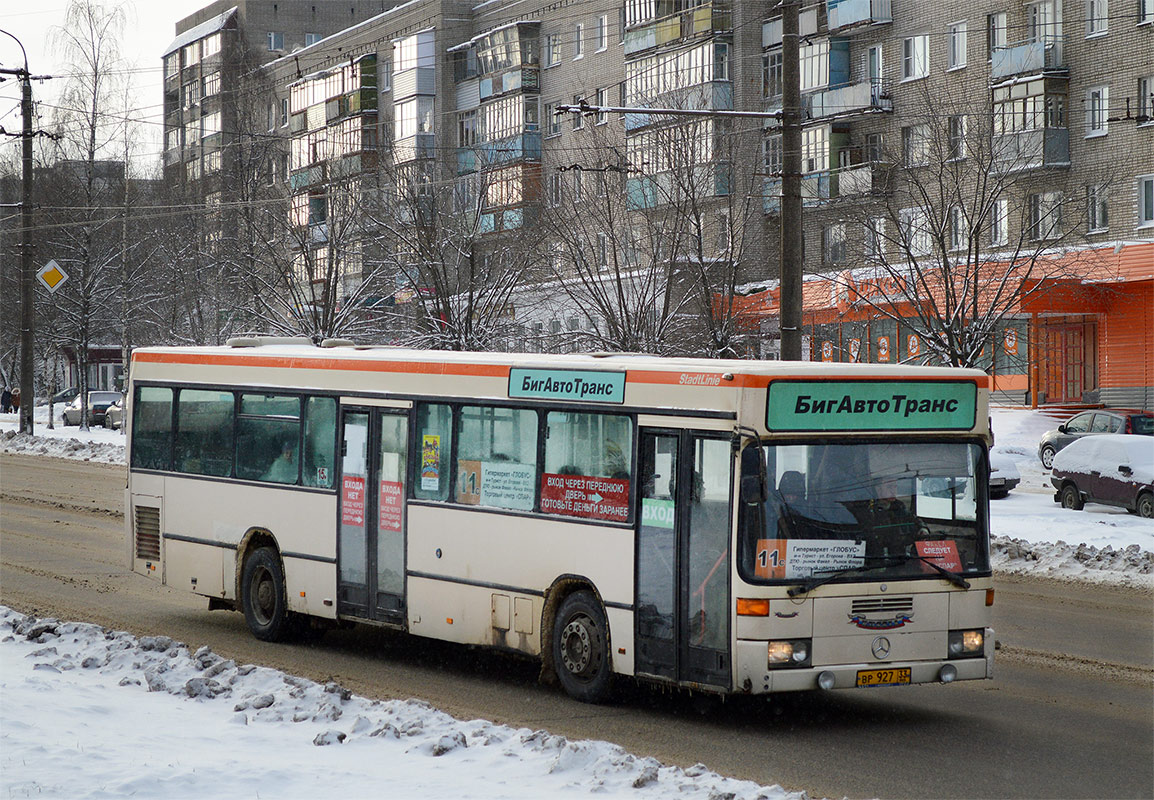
<box><xmin>103</xmin><ymin>395</ymin><xmax>125</xmax><ymax>430</ymax></box>
<box><xmin>62</xmin><ymin>391</ymin><xmax>122</xmax><ymax>427</ymax></box>
<box><xmin>988</xmin><ymin>452</ymin><xmax>1021</xmax><ymax>499</ymax></box>
<box><xmin>1037</xmin><ymin>409</ymin><xmax>1154</xmax><ymax>468</ymax></box>
<box><xmin>1050</xmin><ymin>434</ymin><xmax>1153</xmax><ymax>518</ymax></box>
<box><xmin>40</xmin><ymin>386</ymin><xmax>79</xmax><ymax>406</ymax></box>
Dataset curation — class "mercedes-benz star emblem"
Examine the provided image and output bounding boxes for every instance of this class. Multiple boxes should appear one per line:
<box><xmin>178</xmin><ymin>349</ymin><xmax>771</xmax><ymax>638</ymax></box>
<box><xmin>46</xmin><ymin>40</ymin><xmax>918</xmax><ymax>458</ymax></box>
<box><xmin>871</xmin><ymin>636</ymin><xmax>891</xmax><ymax>659</ymax></box>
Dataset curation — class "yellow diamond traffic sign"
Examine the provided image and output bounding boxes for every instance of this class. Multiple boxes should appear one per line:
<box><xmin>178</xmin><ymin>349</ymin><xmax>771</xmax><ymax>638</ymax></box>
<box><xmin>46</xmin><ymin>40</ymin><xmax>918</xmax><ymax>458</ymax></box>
<box><xmin>36</xmin><ymin>259</ymin><xmax>69</xmax><ymax>293</ymax></box>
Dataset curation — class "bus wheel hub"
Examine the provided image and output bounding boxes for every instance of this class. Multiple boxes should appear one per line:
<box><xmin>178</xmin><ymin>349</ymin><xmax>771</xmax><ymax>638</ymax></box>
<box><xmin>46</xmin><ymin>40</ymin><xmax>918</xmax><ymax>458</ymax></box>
<box><xmin>561</xmin><ymin>618</ymin><xmax>594</xmax><ymax>675</ymax></box>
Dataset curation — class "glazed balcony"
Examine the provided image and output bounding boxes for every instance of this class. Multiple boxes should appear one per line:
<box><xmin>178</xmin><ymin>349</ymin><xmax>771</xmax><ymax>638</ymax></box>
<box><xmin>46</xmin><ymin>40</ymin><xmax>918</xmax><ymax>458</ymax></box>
<box><xmin>624</xmin><ymin>1</ymin><xmax>732</xmax><ymax>56</ymax></box>
<box><xmin>990</xmin><ymin>36</ymin><xmax>1066</xmax><ymax>80</ymax></box>
<box><xmin>992</xmin><ymin>127</ymin><xmax>1070</xmax><ymax>171</ymax></box>
<box><xmin>805</xmin><ymin>79</ymin><xmax>890</xmax><ymax>120</ymax></box>
<box><xmin>826</xmin><ymin>0</ymin><xmax>892</xmax><ymax>34</ymax></box>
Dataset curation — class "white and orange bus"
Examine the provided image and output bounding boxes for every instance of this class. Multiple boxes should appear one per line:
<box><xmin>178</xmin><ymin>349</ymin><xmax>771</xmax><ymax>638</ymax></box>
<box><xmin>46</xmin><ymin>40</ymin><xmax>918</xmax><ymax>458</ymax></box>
<box><xmin>126</xmin><ymin>338</ymin><xmax>994</xmax><ymax>702</ymax></box>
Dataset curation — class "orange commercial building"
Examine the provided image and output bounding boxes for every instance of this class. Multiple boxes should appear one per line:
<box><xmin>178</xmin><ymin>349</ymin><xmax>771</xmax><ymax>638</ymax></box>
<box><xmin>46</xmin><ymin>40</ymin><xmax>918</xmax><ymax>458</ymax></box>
<box><xmin>731</xmin><ymin>241</ymin><xmax>1152</xmax><ymax>409</ymax></box>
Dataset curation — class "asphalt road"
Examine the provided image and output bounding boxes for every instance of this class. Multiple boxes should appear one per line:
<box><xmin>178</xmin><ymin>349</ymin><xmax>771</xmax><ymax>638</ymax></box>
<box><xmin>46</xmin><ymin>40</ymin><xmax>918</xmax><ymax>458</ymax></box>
<box><xmin>1</xmin><ymin>452</ymin><xmax>1151</xmax><ymax>800</ymax></box>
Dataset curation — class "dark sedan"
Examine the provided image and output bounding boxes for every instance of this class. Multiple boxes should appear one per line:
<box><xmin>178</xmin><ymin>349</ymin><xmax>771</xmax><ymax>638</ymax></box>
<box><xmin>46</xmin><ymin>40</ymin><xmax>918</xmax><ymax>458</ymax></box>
<box><xmin>1050</xmin><ymin>434</ymin><xmax>1153</xmax><ymax>518</ymax></box>
<box><xmin>1037</xmin><ymin>408</ymin><xmax>1153</xmax><ymax>468</ymax></box>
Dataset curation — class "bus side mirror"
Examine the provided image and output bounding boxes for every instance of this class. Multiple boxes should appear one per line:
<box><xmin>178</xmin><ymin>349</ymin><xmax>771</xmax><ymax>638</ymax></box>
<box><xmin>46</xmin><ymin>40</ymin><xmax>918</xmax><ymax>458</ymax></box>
<box><xmin>740</xmin><ymin>445</ymin><xmax>769</xmax><ymax>505</ymax></box>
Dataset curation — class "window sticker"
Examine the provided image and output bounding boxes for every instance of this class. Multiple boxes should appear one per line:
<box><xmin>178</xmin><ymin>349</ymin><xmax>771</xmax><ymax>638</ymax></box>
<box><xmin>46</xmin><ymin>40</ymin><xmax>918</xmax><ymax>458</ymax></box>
<box><xmin>459</xmin><ymin>459</ymin><xmax>536</xmax><ymax>511</ymax></box>
<box><xmin>756</xmin><ymin>538</ymin><xmax>865</xmax><ymax>579</ymax></box>
<box><xmin>420</xmin><ymin>434</ymin><xmax>440</xmax><ymax>491</ymax></box>
<box><xmin>379</xmin><ymin>479</ymin><xmax>403</xmax><ymax>531</ymax></box>
<box><xmin>541</xmin><ymin>473</ymin><xmax>629</xmax><ymax>522</ymax></box>
<box><xmin>641</xmin><ymin>498</ymin><xmax>675</xmax><ymax>529</ymax></box>
<box><xmin>342</xmin><ymin>475</ymin><xmax>365</xmax><ymax>526</ymax></box>
<box><xmin>915</xmin><ymin>540</ymin><xmax>961</xmax><ymax>572</ymax></box>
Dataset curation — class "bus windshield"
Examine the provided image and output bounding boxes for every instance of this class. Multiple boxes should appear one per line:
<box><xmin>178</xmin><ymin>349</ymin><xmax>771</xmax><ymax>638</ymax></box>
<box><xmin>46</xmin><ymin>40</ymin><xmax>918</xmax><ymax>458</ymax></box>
<box><xmin>739</xmin><ymin>441</ymin><xmax>989</xmax><ymax>585</ymax></box>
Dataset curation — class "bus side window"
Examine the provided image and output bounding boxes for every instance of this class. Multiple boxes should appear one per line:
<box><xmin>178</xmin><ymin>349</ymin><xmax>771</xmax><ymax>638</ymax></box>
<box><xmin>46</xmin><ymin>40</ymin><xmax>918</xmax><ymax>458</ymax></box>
<box><xmin>236</xmin><ymin>394</ymin><xmax>301</xmax><ymax>485</ymax></box>
<box><xmin>302</xmin><ymin>397</ymin><xmax>336</xmax><ymax>488</ymax></box>
<box><xmin>456</xmin><ymin>405</ymin><xmax>537</xmax><ymax>511</ymax></box>
<box><xmin>174</xmin><ymin>389</ymin><xmax>234</xmax><ymax>477</ymax></box>
<box><xmin>414</xmin><ymin>403</ymin><xmax>453</xmax><ymax>502</ymax></box>
<box><xmin>131</xmin><ymin>386</ymin><xmax>174</xmax><ymax>471</ymax></box>
<box><xmin>542</xmin><ymin>411</ymin><xmax>633</xmax><ymax>522</ymax></box>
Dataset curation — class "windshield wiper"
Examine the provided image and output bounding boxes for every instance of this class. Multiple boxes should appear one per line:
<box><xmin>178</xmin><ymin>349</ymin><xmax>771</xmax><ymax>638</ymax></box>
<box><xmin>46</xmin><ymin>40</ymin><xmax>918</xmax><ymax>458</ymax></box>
<box><xmin>787</xmin><ymin>553</ymin><xmax>971</xmax><ymax>597</ymax></box>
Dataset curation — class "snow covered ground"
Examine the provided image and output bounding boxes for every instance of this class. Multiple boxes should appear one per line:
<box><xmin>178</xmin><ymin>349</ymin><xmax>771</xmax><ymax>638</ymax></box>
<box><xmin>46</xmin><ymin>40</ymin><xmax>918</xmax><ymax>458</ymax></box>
<box><xmin>0</xmin><ymin>607</ymin><xmax>796</xmax><ymax>800</ymax></box>
<box><xmin>4</xmin><ymin>404</ymin><xmax>1151</xmax><ymax>586</ymax></box>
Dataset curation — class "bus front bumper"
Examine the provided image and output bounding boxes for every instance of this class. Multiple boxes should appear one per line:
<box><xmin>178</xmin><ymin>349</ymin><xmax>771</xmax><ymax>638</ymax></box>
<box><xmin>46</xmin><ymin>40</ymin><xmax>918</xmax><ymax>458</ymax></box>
<box><xmin>736</xmin><ymin>627</ymin><xmax>995</xmax><ymax>694</ymax></box>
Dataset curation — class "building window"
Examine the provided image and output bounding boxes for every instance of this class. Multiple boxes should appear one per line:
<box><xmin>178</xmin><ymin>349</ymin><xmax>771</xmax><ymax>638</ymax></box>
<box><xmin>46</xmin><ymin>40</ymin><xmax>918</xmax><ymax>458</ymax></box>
<box><xmin>545</xmin><ymin>33</ymin><xmax>561</xmax><ymax>66</ymax></box>
<box><xmin>202</xmin><ymin>72</ymin><xmax>220</xmax><ymax>99</ymax></box>
<box><xmin>864</xmin><ymin>132</ymin><xmax>884</xmax><ymax>162</ymax></box>
<box><xmin>947</xmin><ymin>116</ymin><xmax>966</xmax><ymax>160</ymax></box>
<box><xmin>597</xmin><ymin>232</ymin><xmax>610</xmax><ymax>267</ymax></box>
<box><xmin>822</xmin><ymin>223</ymin><xmax>846</xmax><ymax>264</ymax></box>
<box><xmin>1028</xmin><ymin>192</ymin><xmax>1063</xmax><ymax>239</ymax></box>
<box><xmin>1086</xmin><ymin>0</ymin><xmax>1108</xmax><ymax>35</ymax></box>
<box><xmin>801</xmin><ymin>126</ymin><xmax>828</xmax><ymax>172</ymax></box>
<box><xmin>572</xmin><ymin>170</ymin><xmax>584</xmax><ymax>202</ymax></box>
<box><xmin>597</xmin><ymin>15</ymin><xmax>609</xmax><ymax>51</ymax></box>
<box><xmin>902</xmin><ymin>35</ymin><xmax>929</xmax><ymax>80</ymax></box>
<box><xmin>762</xmin><ymin>49</ymin><xmax>783</xmax><ymax>100</ymax></box>
<box><xmin>1142</xmin><ymin>0</ymin><xmax>1154</xmax><ymax>24</ymax></box>
<box><xmin>865</xmin><ymin>217</ymin><xmax>884</xmax><ymax>259</ymax></box>
<box><xmin>1138</xmin><ymin>175</ymin><xmax>1154</xmax><ymax>227</ymax></box>
<box><xmin>987</xmin><ymin>13</ymin><xmax>1007</xmax><ymax>59</ymax></box>
<box><xmin>548</xmin><ymin>173</ymin><xmax>563</xmax><ymax>207</ymax></box>
<box><xmin>267</xmin><ymin>31</ymin><xmax>284</xmax><ymax>51</ymax></box>
<box><xmin>948</xmin><ymin>207</ymin><xmax>968</xmax><ymax>251</ymax></box>
<box><xmin>1086</xmin><ymin>185</ymin><xmax>1108</xmax><ymax>231</ymax></box>
<box><xmin>800</xmin><ymin>39</ymin><xmax>831</xmax><ymax>91</ymax></box>
<box><xmin>991</xmin><ymin>198</ymin><xmax>1009</xmax><ymax>245</ymax></box>
<box><xmin>902</xmin><ymin>124</ymin><xmax>930</xmax><ymax>165</ymax></box>
<box><xmin>1138</xmin><ymin>76</ymin><xmax>1154</xmax><ymax>124</ymax></box>
<box><xmin>595</xmin><ymin>88</ymin><xmax>607</xmax><ymax>124</ymax></box>
<box><xmin>574</xmin><ymin>23</ymin><xmax>584</xmax><ymax>59</ymax></box>
<box><xmin>304</xmin><ymin>32</ymin><xmax>322</xmax><ymax>47</ymax></box>
<box><xmin>763</xmin><ymin>135</ymin><xmax>782</xmax><ymax>173</ymax></box>
<box><xmin>544</xmin><ymin>102</ymin><xmax>561</xmax><ymax>137</ymax></box>
<box><xmin>202</xmin><ymin>33</ymin><xmax>221</xmax><ymax>58</ymax></box>
<box><xmin>280</xmin><ymin>98</ymin><xmax>289</xmax><ymax>127</ymax></box>
<box><xmin>900</xmin><ymin>208</ymin><xmax>931</xmax><ymax>256</ymax></box>
<box><xmin>1086</xmin><ymin>86</ymin><xmax>1109</xmax><ymax>136</ymax></box>
<box><xmin>948</xmin><ymin>22</ymin><xmax>968</xmax><ymax>69</ymax></box>
<box><xmin>572</xmin><ymin>94</ymin><xmax>584</xmax><ymax>130</ymax></box>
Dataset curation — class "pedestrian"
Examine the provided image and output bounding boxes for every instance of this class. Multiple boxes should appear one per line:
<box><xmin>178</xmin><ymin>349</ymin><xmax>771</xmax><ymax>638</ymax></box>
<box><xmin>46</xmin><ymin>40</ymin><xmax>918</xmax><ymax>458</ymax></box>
<box><xmin>0</xmin><ymin>387</ymin><xmax>10</xmax><ymax>413</ymax></box>
<box><xmin>11</xmin><ymin>386</ymin><xmax>20</xmax><ymax>412</ymax></box>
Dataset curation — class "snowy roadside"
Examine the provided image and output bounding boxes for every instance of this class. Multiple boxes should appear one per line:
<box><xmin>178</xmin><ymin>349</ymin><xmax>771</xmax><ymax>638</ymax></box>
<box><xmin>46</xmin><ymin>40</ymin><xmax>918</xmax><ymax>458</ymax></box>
<box><xmin>3</xmin><ymin>405</ymin><xmax>1151</xmax><ymax>588</ymax></box>
<box><xmin>0</xmin><ymin>607</ymin><xmax>800</xmax><ymax>800</ymax></box>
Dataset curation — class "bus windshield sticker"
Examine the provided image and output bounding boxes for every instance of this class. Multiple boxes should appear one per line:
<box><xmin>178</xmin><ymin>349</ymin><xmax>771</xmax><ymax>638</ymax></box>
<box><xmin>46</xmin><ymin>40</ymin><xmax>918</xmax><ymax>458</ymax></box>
<box><xmin>509</xmin><ymin>368</ymin><xmax>626</xmax><ymax>404</ymax></box>
<box><xmin>541</xmin><ymin>473</ymin><xmax>630</xmax><ymax>521</ymax></box>
<box><xmin>420</xmin><ymin>435</ymin><xmax>441</xmax><ymax>491</ymax></box>
<box><xmin>379</xmin><ymin>480</ymin><xmax>403</xmax><ymax>531</ymax></box>
<box><xmin>766</xmin><ymin>381</ymin><xmax>976</xmax><ymax>431</ymax></box>
<box><xmin>756</xmin><ymin>538</ymin><xmax>866</xmax><ymax>579</ymax></box>
<box><xmin>641</xmin><ymin>498</ymin><xmax>675</xmax><ymax>529</ymax></box>
<box><xmin>915</xmin><ymin>540</ymin><xmax>962</xmax><ymax>572</ymax></box>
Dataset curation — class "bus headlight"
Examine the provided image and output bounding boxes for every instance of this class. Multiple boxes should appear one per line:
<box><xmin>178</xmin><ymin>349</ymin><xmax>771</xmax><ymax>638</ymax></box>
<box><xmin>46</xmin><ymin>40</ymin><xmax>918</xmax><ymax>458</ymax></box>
<box><xmin>948</xmin><ymin>629</ymin><xmax>984</xmax><ymax>658</ymax></box>
<box><xmin>767</xmin><ymin>639</ymin><xmax>812</xmax><ymax>668</ymax></box>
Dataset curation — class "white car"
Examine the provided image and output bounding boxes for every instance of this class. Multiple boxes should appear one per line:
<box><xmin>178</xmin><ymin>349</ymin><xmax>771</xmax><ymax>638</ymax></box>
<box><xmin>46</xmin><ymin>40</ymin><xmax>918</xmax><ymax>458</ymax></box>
<box><xmin>989</xmin><ymin>452</ymin><xmax>1021</xmax><ymax>499</ymax></box>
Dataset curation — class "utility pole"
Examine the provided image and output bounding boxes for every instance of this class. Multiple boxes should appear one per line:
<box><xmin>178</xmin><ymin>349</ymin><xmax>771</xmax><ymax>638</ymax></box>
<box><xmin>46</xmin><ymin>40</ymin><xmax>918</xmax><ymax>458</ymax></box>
<box><xmin>779</xmin><ymin>0</ymin><xmax>803</xmax><ymax>361</ymax></box>
<box><xmin>1</xmin><ymin>30</ymin><xmax>37</xmax><ymax>433</ymax></box>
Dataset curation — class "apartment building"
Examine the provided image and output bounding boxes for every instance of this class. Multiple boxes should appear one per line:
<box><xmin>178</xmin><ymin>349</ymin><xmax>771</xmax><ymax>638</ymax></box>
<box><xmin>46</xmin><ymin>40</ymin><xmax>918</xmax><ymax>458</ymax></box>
<box><xmin>168</xmin><ymin>0</ymin><xmax>1152</xmax><ymax>403</ymax></box>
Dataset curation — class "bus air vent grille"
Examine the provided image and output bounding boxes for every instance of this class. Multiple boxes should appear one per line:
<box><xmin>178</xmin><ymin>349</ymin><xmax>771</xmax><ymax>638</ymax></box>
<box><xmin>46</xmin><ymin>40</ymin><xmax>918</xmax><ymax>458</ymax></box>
<box><xmin>134</xmin><ymin>505</ymin><xmax>161</xmax><ymax>560</ymax></box>
<box><xmin>850</xmin><ymin>597</ymin><xmax>913</xmax><ymax>615</ymax></box>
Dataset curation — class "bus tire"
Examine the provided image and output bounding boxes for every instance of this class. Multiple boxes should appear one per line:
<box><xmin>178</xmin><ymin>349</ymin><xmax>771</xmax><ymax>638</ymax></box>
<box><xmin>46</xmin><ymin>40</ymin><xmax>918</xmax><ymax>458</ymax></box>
<box><xmin>241</xmin><ymin>547</ymin><xmax>294</xmax><ymax>642</ymax></box>
<box><xmin>552</xmin><ymin>591</ymin><xmax>612</xmax><ymax>704</ymax></box>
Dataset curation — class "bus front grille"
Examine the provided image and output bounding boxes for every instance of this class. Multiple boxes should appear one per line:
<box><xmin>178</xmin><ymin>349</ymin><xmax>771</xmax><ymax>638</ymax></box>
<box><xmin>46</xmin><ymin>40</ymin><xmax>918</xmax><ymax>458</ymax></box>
<box><xmin>851</xmin><ymin>597</ymin><xmax>914</xmax><ymax>615</ymax></box>
<box><xmin>134</xmin><ymin>505</ymin><xmax>161</xmax><ymax>561</ymax></box>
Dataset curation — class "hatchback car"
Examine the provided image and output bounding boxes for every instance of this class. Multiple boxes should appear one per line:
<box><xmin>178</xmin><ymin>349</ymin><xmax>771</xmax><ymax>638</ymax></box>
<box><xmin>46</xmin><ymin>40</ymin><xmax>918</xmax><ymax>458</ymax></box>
<box><xmin>1037</xmin><ymin>409</ymin><xmax>1153</xmax><ymax>468</ymax></box>
<box><xmin>63</xmin><ymin>391</ymin><xmax>123</xmax><ymax>426</ymax></box>
<box><xmin>988</xmin><ymin>452</ymin><xmax>1021</xmax><ymax>499</ymax></box>
<box><xmin>1050</xmin><ymin>434</ymin><xmax>1153</xmax><ymax>518</ymax></box>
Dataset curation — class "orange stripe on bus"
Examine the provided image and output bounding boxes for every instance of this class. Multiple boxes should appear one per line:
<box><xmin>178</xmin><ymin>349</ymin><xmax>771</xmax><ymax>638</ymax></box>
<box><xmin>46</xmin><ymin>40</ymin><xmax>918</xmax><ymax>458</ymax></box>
<box><xmin>132</xmin><ymin>351</ymin><xmax>511</xmax><ymax>378</ymax></box>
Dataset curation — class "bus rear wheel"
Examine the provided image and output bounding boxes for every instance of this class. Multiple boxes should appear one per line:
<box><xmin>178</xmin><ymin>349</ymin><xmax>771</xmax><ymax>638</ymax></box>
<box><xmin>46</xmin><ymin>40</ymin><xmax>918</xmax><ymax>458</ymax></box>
<box><xmin>553</xmin><ymin>591</ymin><xmax>612</xmax><ymax>704</ymax></box>
<box><xmin>242</xmin><ymin>547</ymin><xmax>294</xmax><ymax>642</ymax></box>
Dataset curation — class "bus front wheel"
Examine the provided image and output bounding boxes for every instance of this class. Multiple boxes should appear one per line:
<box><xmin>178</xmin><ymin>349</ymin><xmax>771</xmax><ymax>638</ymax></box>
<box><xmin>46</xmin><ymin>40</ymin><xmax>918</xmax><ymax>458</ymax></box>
<box><xmin>242</xmin><ymin>547</ymin><xmax>294</xmax><ymax>642</ymax></box>
<box><xmin>552</xmin><ymin>591</ymin><xmax>612</xmax><ymax>703</ymax></box>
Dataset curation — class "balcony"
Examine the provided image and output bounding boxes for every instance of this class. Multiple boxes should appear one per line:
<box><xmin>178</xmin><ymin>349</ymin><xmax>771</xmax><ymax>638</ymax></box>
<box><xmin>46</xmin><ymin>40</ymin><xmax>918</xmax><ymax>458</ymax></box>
<box><xmin>394</xmin><ymin>133</ymin><xmax>435</xmax><ymax>163</ymax></box>
<box><xmin>991</xmin><ymin>37</ymin><xmax>1066</xmax><ymax>80</ymax></box>
<box><xmin>762</xmin><ymin>163</ymin><xmax>886</xmax><ymax>213</ymax></box>
<box><xmin>457</xmin><ymin>132</ymin><xmax>542</xmax><ymax>174</ymax></box>
<box><xmin>826</xmin><ymin>0</ymin><xmax>892</xmax><ymax>34</ymax></box>
<box><xmin>992</xmin><ymin>128</ymin><xmax>1070</xmax><ymax>171</ymax></box>
<box><xmin>290</xmin><ymin>165</ymin><xmax>324</xmax><ymax>191</ymax></box>
<box><xmin>624</xmin><ymin>1</ymin><xmax>732</xmax><ymax>56</ymax></box>
<box><xmin>393</xmin><ymin>67</ymin><xmax>436</xmax><ymax>100</ymax></box>
<box><xmin>625</xmin><ymin>82</ymin><xmax>733</xmax><ymax>131</ymax></box>
<box><xmin>805</xmin><ymin>80</ymin><xmax>890</xmax><ymax>120</ymax></box>
<box><xmin>480</xmin><ymin>68</ymin><xmax>539</xmax><ymax>101</ymax></box>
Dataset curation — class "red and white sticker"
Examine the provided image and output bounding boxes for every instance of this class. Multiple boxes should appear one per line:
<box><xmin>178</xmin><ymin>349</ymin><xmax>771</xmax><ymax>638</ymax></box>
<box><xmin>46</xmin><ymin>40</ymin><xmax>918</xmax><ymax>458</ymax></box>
<box><xmin>540</xmin><ymin>473</ymin><xmax>629</xmax><ymax>522</ymax></box>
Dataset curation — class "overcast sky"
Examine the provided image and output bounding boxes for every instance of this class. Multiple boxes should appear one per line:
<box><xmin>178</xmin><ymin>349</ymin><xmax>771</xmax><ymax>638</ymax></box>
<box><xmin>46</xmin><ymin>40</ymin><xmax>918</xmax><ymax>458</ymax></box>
<box><xmin>0</xmin><ymin>0</ymin><xmax>211</xmax><ymax>171</ymax></box>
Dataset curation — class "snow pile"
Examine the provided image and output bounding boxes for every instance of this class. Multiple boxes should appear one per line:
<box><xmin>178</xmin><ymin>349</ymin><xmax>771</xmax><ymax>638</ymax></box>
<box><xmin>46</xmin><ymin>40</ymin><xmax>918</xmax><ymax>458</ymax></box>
<box><xmin>0</xmin><ymin>429</ymin><xmax>125</xmax><ymax>464</ymax></box>
<box><xmin>992</xmin><ymin>536</ymin><xmax>1154</xmax><ymax>586</ymax></box>
<box><xmin>0</xmin><ymin>607</ymin><xmax>799</xmax><ymax>800</ymax></box>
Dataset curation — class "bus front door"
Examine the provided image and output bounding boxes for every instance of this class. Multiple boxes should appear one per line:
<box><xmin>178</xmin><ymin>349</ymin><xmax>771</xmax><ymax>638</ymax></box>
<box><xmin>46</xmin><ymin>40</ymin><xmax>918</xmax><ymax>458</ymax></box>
<box><xmin>635</xmin><ymin>430</ymin><xmax>732</xmax><ymax>690</ymax></box>
<box><xmin>338</xmin><ymin>409</ymin><xmax>408</xmax><ymax>625</ymax></box>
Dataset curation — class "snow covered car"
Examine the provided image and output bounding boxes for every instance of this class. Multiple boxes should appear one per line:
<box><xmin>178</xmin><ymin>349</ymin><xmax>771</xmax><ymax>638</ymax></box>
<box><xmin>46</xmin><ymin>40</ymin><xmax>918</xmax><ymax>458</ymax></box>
<box><xmin>1037</xmin><ymin>409</ymin><xmax>1154</xmax><ymax>468</ymax></box>
<box><xmin>62</xmin><ymin>391</ymin><xmax>122</xmax><ymax>427</ymax></box>
<box><xmin>988</xmin><ymin>452</ymin><xmax>1021</xmax><ymax>499</ymax></box>
<box><xmin>1050</xmin><ymin>434</ymin><xmax>1153</xmax><ymax>518</ymax></box>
